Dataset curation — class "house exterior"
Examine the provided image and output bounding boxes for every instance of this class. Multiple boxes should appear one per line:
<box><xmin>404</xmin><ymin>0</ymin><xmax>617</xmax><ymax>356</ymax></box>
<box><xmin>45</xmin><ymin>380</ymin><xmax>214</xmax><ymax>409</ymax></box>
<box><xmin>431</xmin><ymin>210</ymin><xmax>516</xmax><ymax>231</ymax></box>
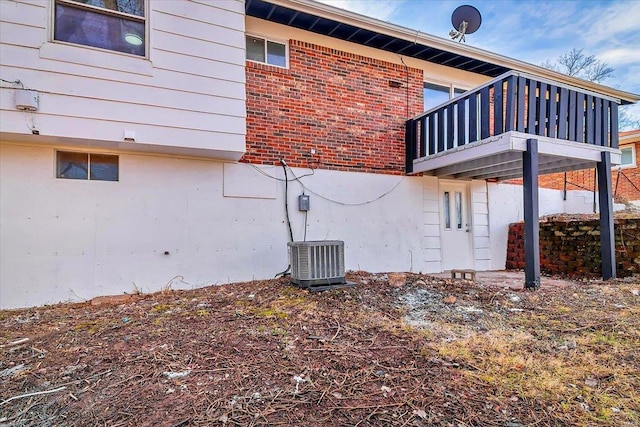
<box><xmin>1</xmin><ymin>0</ymin><xmax>638</xmax><ymax>309</ymax></box>
<box><xmin>523</xmin><ymin>129</ymin><xmax>639</xmax><ymax>204</ymax></box>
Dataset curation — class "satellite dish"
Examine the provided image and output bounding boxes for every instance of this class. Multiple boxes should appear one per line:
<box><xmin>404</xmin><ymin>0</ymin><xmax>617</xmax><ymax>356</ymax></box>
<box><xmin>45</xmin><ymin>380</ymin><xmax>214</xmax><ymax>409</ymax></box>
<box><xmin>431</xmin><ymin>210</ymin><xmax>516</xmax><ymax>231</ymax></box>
<box><xmin>449</xmin><ymin>5</ymin><xmax>482</xmax><ymax>42</ymax></box>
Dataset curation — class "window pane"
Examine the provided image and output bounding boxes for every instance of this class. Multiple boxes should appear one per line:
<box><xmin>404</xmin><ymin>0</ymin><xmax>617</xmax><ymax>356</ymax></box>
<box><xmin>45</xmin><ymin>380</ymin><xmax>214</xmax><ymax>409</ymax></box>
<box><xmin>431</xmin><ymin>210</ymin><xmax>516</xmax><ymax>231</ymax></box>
<box><xmin>246</xmin><ymin>36</ymin><xmax>265</xmax><ymax>62</ymax></box>
<box><xmin>455</xmin><ymin>191</ymin><xmax>463</xmax><ymax>229</ymax></box>
<box><xmin>57</xmin><ymin>152</ymin><xmax>88</xmax><ymax>179</ymax></box>
<box><xmin>90</xmin><ymin>154</ymin><xmax>119</xmax><ymax>181</ymax></box>
<box><xmin>55</xmin><ymin>3</ymin><xmax>145</xmax><ymax>56</ymax></box>
<box><xmin>267</xmin><ymin>41</ymin><xmax>286</xmax><ymax>67</ymax></box>
<box><xmin>424</xmin><ymin>82</ymin><xmax>450</xmax><ymax>111</ymax></box>
<box><xmin>621</xmin><ymin>147</ymin><xmax>633</xmax><ymax>166</ymax></box>
<box><xmin>444</xmin><ymin>191</ymin><xmax>451</xmax><ymax>229</ymax></box>
<box><xmin>78</xmin><ymin>0</ymin><xmax>145</xmax><ymax>16</ymax></box>
<box><xmin>454</xmin><ymin>87</ymin><xmax>466</xmax><ymax>95</ymax></box>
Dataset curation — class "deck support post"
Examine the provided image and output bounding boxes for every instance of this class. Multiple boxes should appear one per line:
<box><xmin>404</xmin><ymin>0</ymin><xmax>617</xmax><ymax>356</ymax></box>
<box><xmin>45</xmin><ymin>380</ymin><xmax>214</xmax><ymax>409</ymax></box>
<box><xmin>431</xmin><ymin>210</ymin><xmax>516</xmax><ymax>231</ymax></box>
<box><xmin>597</xmin><ymin>151</ymin><xmax>616</xmax><ymax>279</ymax></box>
<box><xmin>523</xmin><ymin>138</ymin><xmax>540</xmax><ymax>289</ymax></box>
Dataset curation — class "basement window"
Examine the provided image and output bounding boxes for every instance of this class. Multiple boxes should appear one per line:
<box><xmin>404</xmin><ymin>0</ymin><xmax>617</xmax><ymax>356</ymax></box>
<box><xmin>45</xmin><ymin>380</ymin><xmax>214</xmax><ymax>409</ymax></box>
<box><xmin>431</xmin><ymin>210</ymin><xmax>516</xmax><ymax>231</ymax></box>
<box><xmin>56</xmin><ymin>151</ymin><xmax>119</xmax><ymax>181</ymax></box>
<box><xmin>54</xmin><ymin>0</ymin><xmax>146</xmax><ymax>57</ymax></box>
<box><xmin>246</xmin><ymin>35</ymin><xmax>287</xmax><ymax>67</ymax></box>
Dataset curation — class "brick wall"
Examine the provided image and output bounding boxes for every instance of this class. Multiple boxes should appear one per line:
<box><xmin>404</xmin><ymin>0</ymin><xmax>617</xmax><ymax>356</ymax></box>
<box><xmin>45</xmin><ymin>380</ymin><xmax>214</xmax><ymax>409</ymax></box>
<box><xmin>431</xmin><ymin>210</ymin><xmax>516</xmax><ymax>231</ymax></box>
<box><xmin>504</xmin><ymin>142</ymin><xmax>640</xmax><ymax>202</ymax></box>
<box><xmin>506</xmin><ymin>218</ymin><xmax>640</xmax><ymax>277</ymax></box>
<box><xmin>244</xmin><ymin>40</ymin><xmax>424</xmax><ymax>174</ymax></box>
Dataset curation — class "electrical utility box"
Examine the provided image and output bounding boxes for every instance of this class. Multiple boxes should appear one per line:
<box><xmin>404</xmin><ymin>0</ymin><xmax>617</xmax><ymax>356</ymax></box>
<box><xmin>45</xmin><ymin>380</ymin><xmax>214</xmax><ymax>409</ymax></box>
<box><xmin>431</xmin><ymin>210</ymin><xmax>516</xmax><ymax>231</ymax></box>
<box><xmin>298</xmin><ymin>194</ymin><xmax>310</xmax><ymax>211</ymax></box>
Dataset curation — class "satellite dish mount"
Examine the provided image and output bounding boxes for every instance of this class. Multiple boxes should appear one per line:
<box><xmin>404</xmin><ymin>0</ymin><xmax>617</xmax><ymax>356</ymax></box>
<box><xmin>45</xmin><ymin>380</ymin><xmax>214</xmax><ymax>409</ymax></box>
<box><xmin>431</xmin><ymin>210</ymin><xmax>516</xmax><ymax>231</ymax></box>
<box><xmin>449</xmin><ymin>5</ymin><xmax>482</xmax><ymax>42</ymax></box>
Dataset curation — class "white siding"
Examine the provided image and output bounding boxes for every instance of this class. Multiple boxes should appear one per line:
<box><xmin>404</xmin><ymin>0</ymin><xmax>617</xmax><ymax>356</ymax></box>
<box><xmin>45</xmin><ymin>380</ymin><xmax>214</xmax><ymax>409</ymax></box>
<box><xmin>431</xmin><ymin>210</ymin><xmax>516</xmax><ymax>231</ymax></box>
<box><xmin>471</xmin><ymin>180</ymin><xmax>491</xmax><ymax>271</ymax></box>
<box><xmin>0</xmin><ymin>0</ymin><xmax>246</xmax><ymax>159</ymax></box>
<box><xmin>422</xmin><ymin>176</ymin><xmax>442</xmax><ymax>271</ymax></box>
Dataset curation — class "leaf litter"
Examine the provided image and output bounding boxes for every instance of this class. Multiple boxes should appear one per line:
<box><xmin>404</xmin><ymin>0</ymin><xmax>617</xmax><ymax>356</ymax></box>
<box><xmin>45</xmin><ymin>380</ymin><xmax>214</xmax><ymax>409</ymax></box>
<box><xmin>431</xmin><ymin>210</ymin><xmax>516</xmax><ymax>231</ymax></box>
<box><xmin>1</xmin><ymin>271</ymin><xmax>638</xmax><ymax>426</ymax></box>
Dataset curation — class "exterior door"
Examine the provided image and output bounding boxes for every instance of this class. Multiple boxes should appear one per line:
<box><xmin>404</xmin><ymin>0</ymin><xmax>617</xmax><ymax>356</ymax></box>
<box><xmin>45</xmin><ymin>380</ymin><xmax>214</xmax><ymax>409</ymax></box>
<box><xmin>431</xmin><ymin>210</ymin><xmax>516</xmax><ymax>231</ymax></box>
<box><xmin>439</xmin><ymin>181</ymin><xmax>473</xmax><ymax>270</ymax></box>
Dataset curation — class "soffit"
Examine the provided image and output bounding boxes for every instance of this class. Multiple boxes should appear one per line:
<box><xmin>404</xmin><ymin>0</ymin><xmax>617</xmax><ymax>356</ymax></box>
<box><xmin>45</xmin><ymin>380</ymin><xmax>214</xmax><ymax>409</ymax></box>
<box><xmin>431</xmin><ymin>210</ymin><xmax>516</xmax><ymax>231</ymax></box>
<box><xmin>246</xmin><ymin>0</ymin><xmax>640</xmax><ymax>105</ymax></box>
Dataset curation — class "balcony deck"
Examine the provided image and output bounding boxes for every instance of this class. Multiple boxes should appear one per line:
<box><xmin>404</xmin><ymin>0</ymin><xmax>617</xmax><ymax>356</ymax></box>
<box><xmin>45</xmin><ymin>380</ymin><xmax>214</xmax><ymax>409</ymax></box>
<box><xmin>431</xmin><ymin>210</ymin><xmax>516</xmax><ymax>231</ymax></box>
<box><xmin>412</xmin><ymin>130</ymin><xmax>621</xmax><ymax>181</ymax></box>
<box><xmin>406</xmin><ymin>71</ymin><xmax>621</xmax><ymax>179</ymax></box>
<box><xmin>405</xmin><ymin>70</ymin><xmax>622</xmax><ymax>287</ymax></box>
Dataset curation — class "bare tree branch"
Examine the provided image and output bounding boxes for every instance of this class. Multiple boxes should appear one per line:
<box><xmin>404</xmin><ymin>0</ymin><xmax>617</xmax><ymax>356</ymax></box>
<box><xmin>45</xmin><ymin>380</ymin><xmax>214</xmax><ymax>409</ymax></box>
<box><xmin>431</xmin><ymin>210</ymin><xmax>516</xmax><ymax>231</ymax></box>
<box><xmin>587</xmin><ymin>62</ymin><xmax>615</xmax><ymax>84</ymax></box>
<box><xmin>541</xmin><ymin>47</ymin><xmax>637</xmax><ymax>130</ymax></box>
<box><xmin>619</xmin><ymin>107</ymin><xmax>640</xmax><ymax>131</ymax></box>
<box><xmin>541</xmin><ymin>47</ymin><xmax>614</xmax><ymax>83</ymax></box>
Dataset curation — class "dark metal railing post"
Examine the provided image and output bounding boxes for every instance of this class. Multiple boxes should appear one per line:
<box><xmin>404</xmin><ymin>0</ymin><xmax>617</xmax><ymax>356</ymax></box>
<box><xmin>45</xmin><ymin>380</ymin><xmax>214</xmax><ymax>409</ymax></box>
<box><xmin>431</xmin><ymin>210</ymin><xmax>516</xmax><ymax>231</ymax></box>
<box><xmin>557</xmin><ymin>87</ymin><xmax>568</xmax><ymax>139</ymax></box>
<box><xmin>494</xmin><ymin>81</ymin><xmax>504</xmax><ymax>133</ymax></box>
<box><xmin>480</xmin><ymin>86</ymin><xmax>490</xmax><ymax>139</ymax></box>
<box><xmin>505</xmin><ymin>76</ymin><xmax>516</xmax><ymax>132</ymax></box>
<box><xmin>548</xmin><ymin>85</ymin><xmax>558</xmax><ymax>138</ymax></box>
<box><xmin>405</xmin><ymin>119</ymin><xmax>415</xmax><ymax>174</ymax></box>
<box><xmin>419</xmin><ymin>117</ymin><xmax>427</xmax><ymax>157</ymax></box>
<box><xmin>610</xmin><ymin>103</ymin><xmax>619</xmax><ymax>148</ymax></box>
<box><xmin>469</xmin><ymin>93</ymin><xmax>478</xmax><ymax>142</ymax></box>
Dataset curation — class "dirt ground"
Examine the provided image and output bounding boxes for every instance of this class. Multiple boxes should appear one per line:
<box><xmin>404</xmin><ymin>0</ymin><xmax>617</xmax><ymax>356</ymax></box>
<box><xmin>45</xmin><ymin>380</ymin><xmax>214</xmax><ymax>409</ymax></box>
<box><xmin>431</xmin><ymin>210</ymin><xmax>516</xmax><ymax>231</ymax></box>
<box><xmin>1</xmin><ymin>271</ymin><xmax>639</xmax><ymax>427</ymax></box>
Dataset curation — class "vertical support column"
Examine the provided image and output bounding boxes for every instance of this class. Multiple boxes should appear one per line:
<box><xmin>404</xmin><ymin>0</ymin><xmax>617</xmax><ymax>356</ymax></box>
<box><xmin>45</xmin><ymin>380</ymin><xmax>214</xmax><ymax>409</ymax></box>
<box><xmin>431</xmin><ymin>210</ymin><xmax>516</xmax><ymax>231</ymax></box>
<box><xmin>597</xmin><ymin>151</ymin><xmax>616</xmax><ymax>279</ymax></box>
<box><xmin>523</xmin><ymin>138</ymin><xmax>540</xmax><ymax>289</ymax></box>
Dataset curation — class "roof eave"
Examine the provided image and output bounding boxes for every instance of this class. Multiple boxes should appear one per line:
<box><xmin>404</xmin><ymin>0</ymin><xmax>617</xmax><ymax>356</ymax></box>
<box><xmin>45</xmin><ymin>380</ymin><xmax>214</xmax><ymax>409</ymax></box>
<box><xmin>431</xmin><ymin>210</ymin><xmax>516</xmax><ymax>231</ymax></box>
<box><xmin>262</xmin><ymin>0</ymin><xmax>640</xmax><ymax>105</ymax></box>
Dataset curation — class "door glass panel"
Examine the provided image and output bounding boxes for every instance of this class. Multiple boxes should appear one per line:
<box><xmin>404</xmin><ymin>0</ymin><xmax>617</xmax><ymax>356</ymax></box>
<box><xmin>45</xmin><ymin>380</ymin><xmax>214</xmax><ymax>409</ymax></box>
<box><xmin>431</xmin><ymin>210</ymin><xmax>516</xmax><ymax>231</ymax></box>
<box><xmin>444</xmin><ymin>191</ymin><xmax>451</xmax><ymax>229</ymax></box>
<box><xmin>455</xmin><ymin>191</ymin><xmax>463</xmax><ymax>229</ymax></box>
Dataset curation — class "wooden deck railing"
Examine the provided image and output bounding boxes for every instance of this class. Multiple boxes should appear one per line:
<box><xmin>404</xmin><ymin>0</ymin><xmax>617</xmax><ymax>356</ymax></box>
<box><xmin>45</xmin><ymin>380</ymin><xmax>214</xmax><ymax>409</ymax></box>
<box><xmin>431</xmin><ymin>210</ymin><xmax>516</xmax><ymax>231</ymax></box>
<box><xmin>405</xmin><ymin>71</ymin><xmax>620</xmax><ymax>173</ymax></box>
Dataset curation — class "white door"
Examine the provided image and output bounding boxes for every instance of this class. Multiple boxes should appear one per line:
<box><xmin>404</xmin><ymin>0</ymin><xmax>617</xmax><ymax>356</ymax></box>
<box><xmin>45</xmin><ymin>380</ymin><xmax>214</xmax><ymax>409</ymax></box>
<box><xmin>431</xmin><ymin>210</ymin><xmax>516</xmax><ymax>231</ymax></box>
<box><xmin>439</xmin><ymin>181</ymin><xmax>473</xmax><ymax>270</ymax></box>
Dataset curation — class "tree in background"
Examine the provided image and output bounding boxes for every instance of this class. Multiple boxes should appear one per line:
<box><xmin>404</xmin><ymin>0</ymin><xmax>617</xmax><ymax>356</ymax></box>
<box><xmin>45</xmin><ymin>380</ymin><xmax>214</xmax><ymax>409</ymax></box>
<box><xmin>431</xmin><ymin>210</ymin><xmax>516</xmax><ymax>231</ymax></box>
<box><xmin>542</xmin><ymin>48</ymin><xmax>640</xmax><ymax>130</ymax></box>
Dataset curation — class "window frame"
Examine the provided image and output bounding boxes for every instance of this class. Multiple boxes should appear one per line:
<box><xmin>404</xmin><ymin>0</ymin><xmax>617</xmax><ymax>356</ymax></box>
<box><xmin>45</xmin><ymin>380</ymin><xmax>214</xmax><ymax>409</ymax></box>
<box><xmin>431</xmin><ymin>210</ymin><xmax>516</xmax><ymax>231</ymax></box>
<box><xmin>423</xmin><ymin>80</ymin><xmax>468</xmax><ymax>111</ymax></box>
<box><xmin>52</xmin><ymin>0</ymin><xmax>148</xmax><ymax>58</ymax></box>
<box><xmin>618</xmin><ymin>145</ymin><xmax>637</xmax><ymax>169</ymax></box>
<box><xmin>245</xmin><ymin>34</ymin><xmax>288</xmax><ymax>68</ymax></box>
<box><xmin>56</xmin><ymin>150</ymin><xmax>119</xmax><ymax>182</ymax></box>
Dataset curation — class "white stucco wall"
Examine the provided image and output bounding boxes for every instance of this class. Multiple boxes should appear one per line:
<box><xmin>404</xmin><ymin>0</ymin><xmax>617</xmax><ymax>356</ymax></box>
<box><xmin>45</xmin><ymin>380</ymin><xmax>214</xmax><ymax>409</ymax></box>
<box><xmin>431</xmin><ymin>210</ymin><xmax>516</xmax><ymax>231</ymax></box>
<box><xmin>487</xmin><ymin>182</ymin><xmax>597</xmax><ymax>270</ymax></box>
<box><xmin>1</xmin><ymin>142</ymin><xmax>597</xmax><ymax>309</ymax></box>
<box><xmin>1</xmin><ymin>143</ymin><xmax>459</xmax><ymax>309</ymax></box>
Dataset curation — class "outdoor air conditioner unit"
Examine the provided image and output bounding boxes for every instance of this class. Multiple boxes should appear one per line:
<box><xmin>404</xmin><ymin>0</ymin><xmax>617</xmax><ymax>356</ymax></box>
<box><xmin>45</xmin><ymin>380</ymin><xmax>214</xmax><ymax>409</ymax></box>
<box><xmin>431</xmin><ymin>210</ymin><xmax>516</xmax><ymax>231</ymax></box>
<box><xmin>288</xmin><ymin>240</ymin><xmax>346</xmax><ymax>288</ymax></box>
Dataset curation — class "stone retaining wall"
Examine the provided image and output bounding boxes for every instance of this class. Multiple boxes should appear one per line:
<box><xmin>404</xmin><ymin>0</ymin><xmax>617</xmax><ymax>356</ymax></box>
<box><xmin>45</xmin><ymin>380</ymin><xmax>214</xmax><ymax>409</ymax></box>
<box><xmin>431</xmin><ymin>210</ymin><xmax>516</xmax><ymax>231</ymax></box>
<box><xmin>506</xmin><ymin>218</ymin><xmax>640</xmax><ymax>277</ymax></box>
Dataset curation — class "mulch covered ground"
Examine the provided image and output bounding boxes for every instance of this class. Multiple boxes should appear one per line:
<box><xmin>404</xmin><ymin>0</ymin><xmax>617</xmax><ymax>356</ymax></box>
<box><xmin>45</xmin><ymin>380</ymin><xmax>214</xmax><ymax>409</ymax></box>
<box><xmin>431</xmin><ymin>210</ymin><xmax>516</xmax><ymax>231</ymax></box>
<box><xmin>1</xmin><ymin>272</ymin><xmax>639</xmax><ymax>426</ymax></box>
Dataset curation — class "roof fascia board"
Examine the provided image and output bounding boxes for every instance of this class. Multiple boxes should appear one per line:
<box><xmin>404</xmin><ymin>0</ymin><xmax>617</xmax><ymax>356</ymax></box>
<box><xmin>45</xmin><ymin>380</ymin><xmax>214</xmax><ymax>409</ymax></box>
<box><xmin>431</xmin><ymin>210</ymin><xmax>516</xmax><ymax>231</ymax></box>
<box><xmin>620</xmin><ymin>131</ymin><xmax>640</xmax><ymax>143</ymax></box>
<box><xmin>261</xmin><ymin>0</ymin><xmax>640</xmax><ymax>104</ymax></box>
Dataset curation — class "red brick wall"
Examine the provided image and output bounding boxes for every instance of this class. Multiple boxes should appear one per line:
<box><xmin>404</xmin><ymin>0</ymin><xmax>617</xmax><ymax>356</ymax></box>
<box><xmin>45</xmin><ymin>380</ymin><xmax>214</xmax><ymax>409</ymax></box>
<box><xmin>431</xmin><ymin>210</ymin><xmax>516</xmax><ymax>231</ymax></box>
<box><xmin>503</xmin><ymin>142</ymin><xmax>640</xmax><ymax>201</ymax></box>
<box><xmin>506</xmin><ymin>218</ymin><xmax>640</xmax><ymax>277</ymax></box>
<box><xmin>244</xmin><ymin>40</ymin><xmax>424</xmax><ymax>174</ymax></box>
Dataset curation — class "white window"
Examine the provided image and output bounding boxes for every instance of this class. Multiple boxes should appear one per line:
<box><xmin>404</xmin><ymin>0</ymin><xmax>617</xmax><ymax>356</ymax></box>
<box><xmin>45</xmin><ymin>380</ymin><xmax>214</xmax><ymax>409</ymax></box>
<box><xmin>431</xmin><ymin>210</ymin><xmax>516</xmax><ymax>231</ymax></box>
<box><xmin>56</xmin><ymin>151</ymin><xmax>119</xmax><ymax>181</ymax></box>
<box><xmin>424</xmin><ymin>82</ymin><xmax>466</xmax><ymax>111</ymax></box>
<box><xmin>54</xmin><ymin>0</ymin><xmax>146</xmax><ymax>57</ymax></box>
<box><xmin>619</xmin><ymin>146</ymin><xmax>636</xmax><ymax>168</ymax></box>
<box><xmin>246</xmin><ymin>35</ymin><xmax>287</xmax><ymax>67</ymax></box>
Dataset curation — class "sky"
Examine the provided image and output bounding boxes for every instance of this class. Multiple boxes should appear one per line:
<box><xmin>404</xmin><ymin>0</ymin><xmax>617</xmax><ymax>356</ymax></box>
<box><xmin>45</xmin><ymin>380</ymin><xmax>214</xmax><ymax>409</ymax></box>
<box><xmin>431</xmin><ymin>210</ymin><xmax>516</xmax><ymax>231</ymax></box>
<box><xmin>318</xmin><ymin>0</ymin><xmax>640</xmax><ymax>124</ymax></box>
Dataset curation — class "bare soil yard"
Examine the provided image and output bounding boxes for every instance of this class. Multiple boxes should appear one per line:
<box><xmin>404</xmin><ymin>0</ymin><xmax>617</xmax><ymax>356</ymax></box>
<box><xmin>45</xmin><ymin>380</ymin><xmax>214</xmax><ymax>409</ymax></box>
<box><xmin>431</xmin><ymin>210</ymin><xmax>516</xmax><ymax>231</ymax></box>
<box><xmin>1</xmin><ymin>272</ymin><xmax>639</xmax><ymax>426</ymax></box>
